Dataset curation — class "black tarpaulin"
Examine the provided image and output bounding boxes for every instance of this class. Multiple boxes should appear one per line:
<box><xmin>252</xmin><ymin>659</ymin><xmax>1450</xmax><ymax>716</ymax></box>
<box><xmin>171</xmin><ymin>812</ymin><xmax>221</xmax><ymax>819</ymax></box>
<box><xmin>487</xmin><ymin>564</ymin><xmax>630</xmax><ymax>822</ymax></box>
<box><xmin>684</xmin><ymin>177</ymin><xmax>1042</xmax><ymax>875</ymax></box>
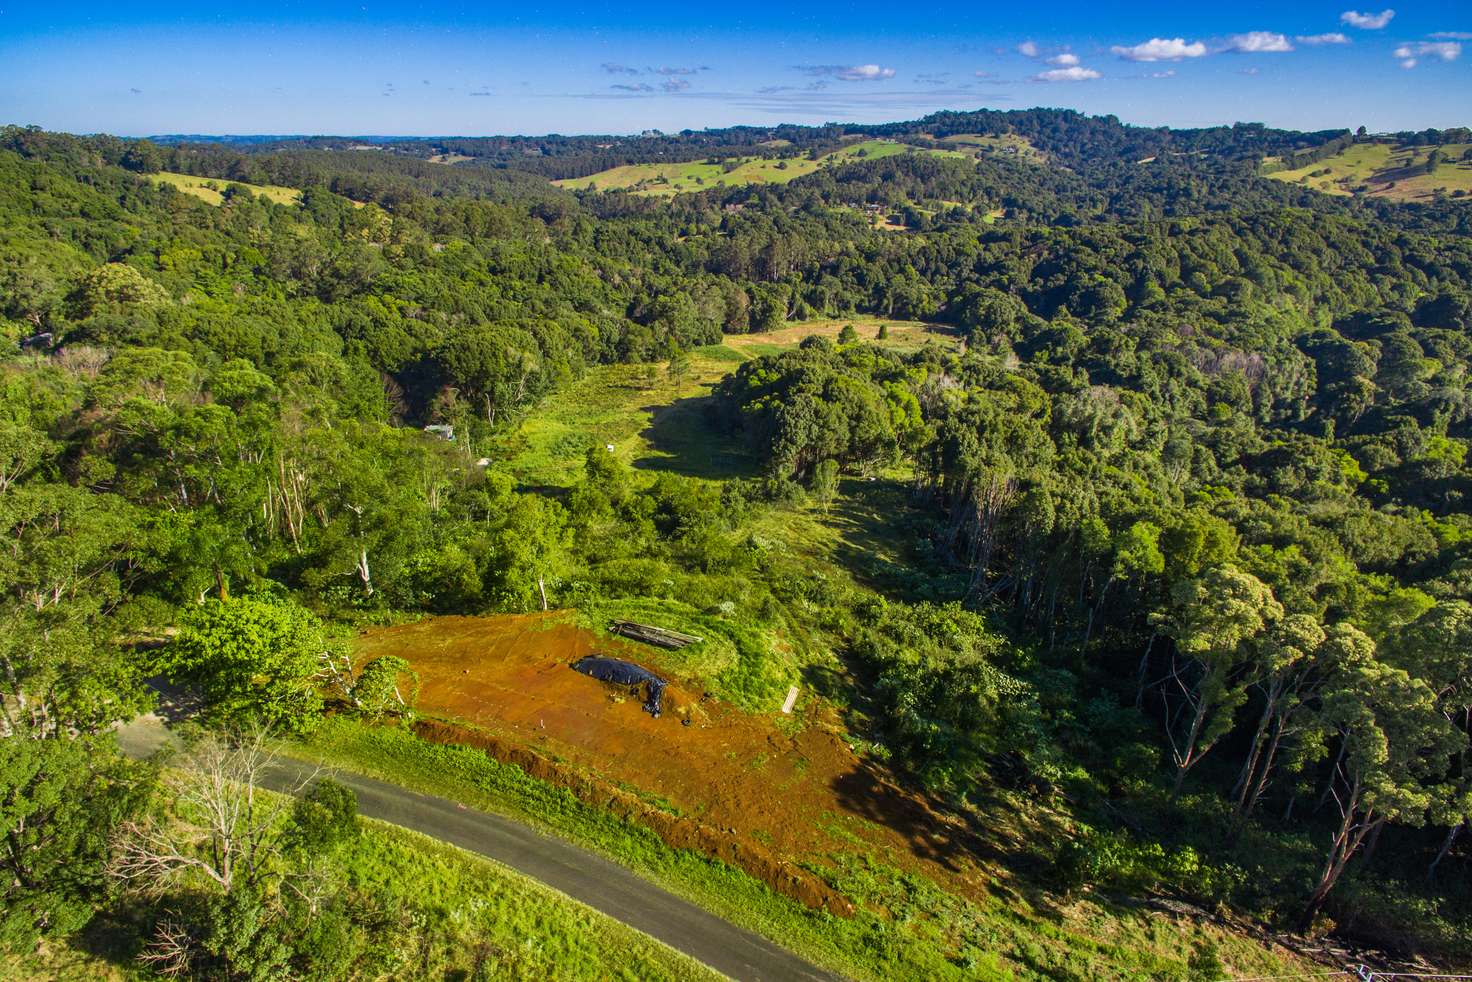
<box><xmin>571</xmin><ymin>656</ymin><xmax>668</xmax><ymax>717</ymax></box>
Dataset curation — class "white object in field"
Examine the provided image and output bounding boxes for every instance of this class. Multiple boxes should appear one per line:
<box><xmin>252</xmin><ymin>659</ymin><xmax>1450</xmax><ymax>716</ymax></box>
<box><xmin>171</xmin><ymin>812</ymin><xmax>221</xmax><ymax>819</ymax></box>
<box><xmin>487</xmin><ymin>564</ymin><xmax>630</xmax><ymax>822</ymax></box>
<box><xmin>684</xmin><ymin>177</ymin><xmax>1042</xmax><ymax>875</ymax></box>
<box><xmin>605</xmin><ymin>443</ymin><xmax>616</xmax><ymax>452</ymax></box>
<box><xmin>780</xmin><ymin>685</ymin><xmax>799</xmax><ymax>714</ymax></box>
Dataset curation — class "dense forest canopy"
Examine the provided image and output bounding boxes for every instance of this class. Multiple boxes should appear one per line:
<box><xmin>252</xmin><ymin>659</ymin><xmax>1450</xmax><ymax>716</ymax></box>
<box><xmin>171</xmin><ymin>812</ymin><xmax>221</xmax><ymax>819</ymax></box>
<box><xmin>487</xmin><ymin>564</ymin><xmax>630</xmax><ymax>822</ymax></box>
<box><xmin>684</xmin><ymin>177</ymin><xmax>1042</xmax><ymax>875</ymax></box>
<box><xmin>4</xmin><ymin>105</ymin><xmax>1472</xmax><ymax>975</ymax></box>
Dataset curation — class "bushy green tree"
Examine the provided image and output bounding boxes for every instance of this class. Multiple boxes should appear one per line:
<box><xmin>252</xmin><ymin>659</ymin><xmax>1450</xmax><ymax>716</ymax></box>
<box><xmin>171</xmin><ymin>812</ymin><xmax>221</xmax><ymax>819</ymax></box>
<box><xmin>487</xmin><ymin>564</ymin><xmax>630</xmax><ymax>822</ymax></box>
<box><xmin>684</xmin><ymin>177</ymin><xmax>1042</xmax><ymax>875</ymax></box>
<box><xmin>163</xmin><ymin>598</ymin><xmax>330</xmax><ymax>733</ymax></box>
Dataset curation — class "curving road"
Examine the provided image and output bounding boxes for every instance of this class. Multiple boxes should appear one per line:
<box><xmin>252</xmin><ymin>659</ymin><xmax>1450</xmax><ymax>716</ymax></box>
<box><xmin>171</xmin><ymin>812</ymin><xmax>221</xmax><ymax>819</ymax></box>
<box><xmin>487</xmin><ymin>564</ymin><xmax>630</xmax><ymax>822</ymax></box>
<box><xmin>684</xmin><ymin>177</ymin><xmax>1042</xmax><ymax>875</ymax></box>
<box><xmin>115</xmin><ymin>716</ymin><xmax>844</xmax><ymax>982</ymax></box>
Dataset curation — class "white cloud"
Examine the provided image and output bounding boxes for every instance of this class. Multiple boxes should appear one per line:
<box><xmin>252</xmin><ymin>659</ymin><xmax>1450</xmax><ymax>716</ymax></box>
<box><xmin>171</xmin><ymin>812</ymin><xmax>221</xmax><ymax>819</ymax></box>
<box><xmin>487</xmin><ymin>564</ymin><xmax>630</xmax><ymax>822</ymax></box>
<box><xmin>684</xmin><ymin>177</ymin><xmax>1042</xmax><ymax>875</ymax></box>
<box><xmin>1017</xmin><ymin>40</ymin><xmax>1040</xmax><ymax>58</ymax></box>
<box><xmin>1032</xmin><ymin>65</ymin><xmax>1101</xmax><ymax>82</ymax></box>
<box><xmin>1148</xmin><ymin>69</ymin><xmax>1177</xmax><ymax>78</ymax></box>
<box><xmin>661</xmin><ymin>78</ymin><xmax>691</xmax><ymax>93</ymax></box>
<box><xmin>1341</xmin><ymin>9</ymin><xmax>1395</xmax><ymax>29</ymax></box>
<box><xmin>1394</xmin><ymin>40</ymin><xmax>1462</xmax><ymax>66</ymax></box>
<box><xmin>1428</xmin><ymin>31</ymin><xmax>1472</xmax><ymax>41</ymax></box>
<box><xmin>1238</xmin><ymin>67</ymin><xmax>1261</xmax><ymax>76</ymax></box>
<box><xmin>1048</xmin><ymin>52</ymin><xmax>1080</xmax><ymax>66</ymax></box>
<box><xmin>1225</xmin><ymin>32</ymin><xmax>1295</xmax><ymax>53</ymax></box>
<box><xmin>797</xmin><ymin>63</ymin><xmax>896</xmax><ymax>81</ymax></box>
<box><xmin>1297</xmin><ymin>32</ymin><xmax>1351</xmax><ymax>45</ymax></box>
<box><xmin>1110</xmin><ymin>37</ymin><xmax>1207</xmax><ymax>62</ymax></box>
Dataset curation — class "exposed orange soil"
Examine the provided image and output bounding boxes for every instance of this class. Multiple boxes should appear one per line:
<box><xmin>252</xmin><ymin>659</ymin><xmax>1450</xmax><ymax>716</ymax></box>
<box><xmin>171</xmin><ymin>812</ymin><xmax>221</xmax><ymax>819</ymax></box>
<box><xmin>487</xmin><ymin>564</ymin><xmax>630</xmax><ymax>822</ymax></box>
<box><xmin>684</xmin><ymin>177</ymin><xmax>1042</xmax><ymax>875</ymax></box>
<box><xmin>354</xmin><ymin>612</ymin><xmax>996</xmax><ymax>902</ymax></box>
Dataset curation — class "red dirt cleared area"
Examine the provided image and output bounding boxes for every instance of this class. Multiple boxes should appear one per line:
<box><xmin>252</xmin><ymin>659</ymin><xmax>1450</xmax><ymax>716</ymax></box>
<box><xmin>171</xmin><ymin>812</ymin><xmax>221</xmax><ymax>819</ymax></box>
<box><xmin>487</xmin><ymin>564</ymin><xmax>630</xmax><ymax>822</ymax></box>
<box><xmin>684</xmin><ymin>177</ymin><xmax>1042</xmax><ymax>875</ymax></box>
<box><xmin>354</xmin><ymin>613</ymin><xmax>996</xmax><ymax>904</ymax></box>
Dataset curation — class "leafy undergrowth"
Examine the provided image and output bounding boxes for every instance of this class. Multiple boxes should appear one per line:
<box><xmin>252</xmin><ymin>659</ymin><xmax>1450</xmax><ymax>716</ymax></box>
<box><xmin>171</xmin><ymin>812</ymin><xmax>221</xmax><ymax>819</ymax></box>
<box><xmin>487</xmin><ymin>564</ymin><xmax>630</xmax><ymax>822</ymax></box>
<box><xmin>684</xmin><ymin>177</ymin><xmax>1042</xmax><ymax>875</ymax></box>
<box><xmin>288</xmin><ymin>718</ymin><xmax>1321</xmax><ymax>981</ymax></box>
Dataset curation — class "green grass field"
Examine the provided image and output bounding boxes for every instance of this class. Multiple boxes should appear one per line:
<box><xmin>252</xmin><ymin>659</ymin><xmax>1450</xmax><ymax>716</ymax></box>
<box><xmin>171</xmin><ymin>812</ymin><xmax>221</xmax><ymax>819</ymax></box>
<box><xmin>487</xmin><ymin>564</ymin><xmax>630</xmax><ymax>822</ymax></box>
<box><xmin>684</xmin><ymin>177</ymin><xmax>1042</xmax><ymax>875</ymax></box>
<box><xmin>152</xmin><ymin>171</ymin><xmax>304</xmax><ymax>206</ymax></box>
<box><xmin>932</xmin><ymin>132</ymin><xmax>1046</xmax><ymax>164</ymax></box>
<box><xmin>553</xmin><ymin>139</ymin><xmax>967</xmax><ymax>196</ymax></box>
<box><xmin>1266</xmin><ymin>142</ymin><xmax>1472</xmax><ymax>202</ymax></box>
<box><xmin>496</xmin><ymin>319</ymin><xmax>959</xmax><ymax>487</ymax></box>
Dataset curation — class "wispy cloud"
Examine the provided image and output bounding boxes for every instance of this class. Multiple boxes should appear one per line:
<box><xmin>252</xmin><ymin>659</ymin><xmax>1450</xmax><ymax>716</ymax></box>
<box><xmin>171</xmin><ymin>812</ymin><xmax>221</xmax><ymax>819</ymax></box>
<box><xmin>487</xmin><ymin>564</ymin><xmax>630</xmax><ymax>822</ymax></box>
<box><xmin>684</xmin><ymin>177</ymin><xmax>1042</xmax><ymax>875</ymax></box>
<box><xmin>1428</xmin><ymin>31</ymin><xmax>1472</xmax><ymax>40</ymax></box>
<box><xmin>1238</xmin><ymin>67</ymin><xmax>1261</xmax><ymax>76</ymax></box>
<box><xmin>468</xmin><ymin>88</ymin><xmax>493</xmax><ymax>97</ymax></box>
<box><xmin>576</xmin><ymin>83</ymin><xmax>1009</xmax><ymax>119</ymax></box>
<box><xmin>661</xmin><ymin>78</ymin><xmax>691</xmax><ymax>93</ymax></box>
<box><xmin>1111</xmin><ymin>38</ymin><xmax>1207</xmax><ymax>62</ymax></box>
<box><xmin>1017</xmin><ymin>40</ymin><xmax>1039</xmax><ymax>58</ymax></box>
<box><xmin>610</xmin><ymin>82</ymin><xmax>655</xmax><ymax>93</ymax></box>
<box><xmin>1147</xmin><ymin>69</ymin><xmax>1176</xmax><ymax>79</ymax></box>
<box><xmin>1394</xmin><ymin>40</ymin><xmax>1461</xmax><ymax>69</ymax></box>
<box><xmin>1224</xmin><ymin>32</ymin><xmax>1294</xmax><ymax>53</ymax></box>
<box><xmin>915</xmin><ymin>72</ymin><xmax>950</xmax><ymax>85</ymax></box>
<box><xmin>1032</xmin><ymin>65</ymin><xmax>1101</xmax><ymax>82</ymax></box>
<box><xmin>1341</xmin><ymin>9</ymin><xmax>1395</xmax><ymax>29</ymax></box>
<box><xmin>601</xmin><ymin>62</ymin><xmax>640</xmax><ymax>75</ymax></box>
<box><xmin>1297</xmin><ymin>32</ymin><xmax>1351</xmax><ymax>45</ymax></box>
<box><xmin>652</xmin><ymin>66</ymin><xmax>706</xmax><ymax>76</ymax></box>
<box><xmin>1047</xmin><ymin>52</ymin><xmax>1080</xmax><ymax>66</ymax></box>
<box><xmin>796</xmin><ymin>63</ymin><xmax>896</xmax><ymax>81</ymax></box>
<box><xmin>129</xmin><ymin>87</ymin><xmax>143</xmax><ymax>94</ymax></box>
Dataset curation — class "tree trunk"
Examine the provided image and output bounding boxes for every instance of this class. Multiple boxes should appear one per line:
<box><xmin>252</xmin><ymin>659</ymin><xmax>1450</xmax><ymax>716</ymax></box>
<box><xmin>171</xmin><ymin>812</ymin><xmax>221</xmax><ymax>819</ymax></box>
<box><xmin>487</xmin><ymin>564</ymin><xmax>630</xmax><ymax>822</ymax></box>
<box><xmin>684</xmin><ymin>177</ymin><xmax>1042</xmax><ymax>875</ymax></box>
<box><xmin>356</xmin><ymin>547</ymin><xmax>373</xmax><ymax>597</ymax></box>
<box><xmin>1233</xmin><ymin>679</ymin><xmax>1282</xmax><ymax>812</ymax></box>
<box><xmin>1171</xmin><ymin>688</ymin><xmax>1210</xmax><ymax>799</ymax></box>
<box><xmin>1299</xmin><ymin>782</ymin><xmax>1375</xmax><ymax>933</ymax></box>
<box><xmin>1428</xmin><ymin>821</ymin><xmax>1463</xmax><ymax>883</ymax></box>
<box><xmin>537</xmin><ymin>576</ymin><xmax>548</xmax><ymax>612</ymax></box>
<box><xmin>1134</xmin><ymin>632</ymin><xmax>1157</xmax><ymax>708</ymax></box>
<box><xmin>1243</xmin><ymin>715</ymin><xmax>1287</xmax><ymax>819</ymax></box>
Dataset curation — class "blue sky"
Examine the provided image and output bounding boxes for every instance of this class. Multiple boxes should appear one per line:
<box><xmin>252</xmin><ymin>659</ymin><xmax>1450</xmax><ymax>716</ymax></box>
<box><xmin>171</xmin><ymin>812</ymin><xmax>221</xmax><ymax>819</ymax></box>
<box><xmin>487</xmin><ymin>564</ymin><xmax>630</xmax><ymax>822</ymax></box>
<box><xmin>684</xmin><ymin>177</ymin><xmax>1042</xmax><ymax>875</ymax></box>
<box><xmin>2</xmin><ymin>2</ymin><xmax>1468</xmax><ymax>136</ymax></box>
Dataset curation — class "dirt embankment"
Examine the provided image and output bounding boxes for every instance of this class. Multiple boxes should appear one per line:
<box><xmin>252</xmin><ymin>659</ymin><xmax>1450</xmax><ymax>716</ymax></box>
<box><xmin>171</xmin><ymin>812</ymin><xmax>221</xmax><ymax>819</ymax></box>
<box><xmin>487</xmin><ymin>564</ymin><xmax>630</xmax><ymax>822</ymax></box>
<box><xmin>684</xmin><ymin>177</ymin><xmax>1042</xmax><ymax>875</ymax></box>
<box><xmin>412</xmin><ymin>717</ymin><xmax>854</xmax><ymax>915</ymax></box>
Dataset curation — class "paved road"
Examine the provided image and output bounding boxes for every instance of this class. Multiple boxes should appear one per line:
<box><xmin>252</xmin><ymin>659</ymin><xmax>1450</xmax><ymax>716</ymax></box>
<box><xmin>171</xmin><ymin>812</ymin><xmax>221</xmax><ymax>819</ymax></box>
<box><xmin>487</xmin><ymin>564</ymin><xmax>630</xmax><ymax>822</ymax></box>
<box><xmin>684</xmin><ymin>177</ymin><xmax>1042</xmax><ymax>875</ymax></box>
<box><xmin>115</xmin><ymin>717</ymin><xmax>844</xmax><ymax>982</ymax></box>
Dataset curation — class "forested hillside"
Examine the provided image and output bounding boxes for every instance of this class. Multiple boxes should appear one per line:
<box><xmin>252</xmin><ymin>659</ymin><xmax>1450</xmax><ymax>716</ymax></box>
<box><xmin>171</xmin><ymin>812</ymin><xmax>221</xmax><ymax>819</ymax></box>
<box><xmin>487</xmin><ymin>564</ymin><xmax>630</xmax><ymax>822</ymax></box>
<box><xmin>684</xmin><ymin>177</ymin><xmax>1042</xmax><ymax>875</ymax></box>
<box><xmin>4</xmin><ymin>110</ymin><xmax>1472</xmax><ymax>977</ymax></box>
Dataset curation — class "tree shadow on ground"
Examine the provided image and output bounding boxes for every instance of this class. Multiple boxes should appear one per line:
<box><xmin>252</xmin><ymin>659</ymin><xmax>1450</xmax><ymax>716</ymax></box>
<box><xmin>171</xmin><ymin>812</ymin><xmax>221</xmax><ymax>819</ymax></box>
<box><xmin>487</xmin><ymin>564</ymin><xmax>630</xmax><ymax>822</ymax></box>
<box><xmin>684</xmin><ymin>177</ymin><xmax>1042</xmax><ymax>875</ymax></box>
<box><xmin>828</xmin><ymin>758</ymin><xmax>1060</xmax><ymax>909</ymax></box>
<box><xmin>824</xmin><ymin>477</ymin><xmax>962</xmax><ymax>604</ymax></box>
<box><xmin>634</xmin><ymin>394</ymin><xmax>758</xmax><ymax>481</ymax></box>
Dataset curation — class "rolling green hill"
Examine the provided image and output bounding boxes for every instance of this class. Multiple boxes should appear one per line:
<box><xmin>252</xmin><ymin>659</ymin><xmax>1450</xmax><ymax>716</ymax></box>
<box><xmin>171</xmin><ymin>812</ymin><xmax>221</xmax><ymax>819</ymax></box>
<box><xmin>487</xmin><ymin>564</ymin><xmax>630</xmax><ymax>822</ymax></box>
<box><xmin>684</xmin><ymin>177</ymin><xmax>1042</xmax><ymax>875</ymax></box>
<box><xmin>552</xmin><ymin>138</ymin><xmax>967</xmax><ymax>195</ymax></box>
<box><xmin>1265</xmin><ymin>140</ymin><xmax>1472</xmax><ymax>202</ymax></box>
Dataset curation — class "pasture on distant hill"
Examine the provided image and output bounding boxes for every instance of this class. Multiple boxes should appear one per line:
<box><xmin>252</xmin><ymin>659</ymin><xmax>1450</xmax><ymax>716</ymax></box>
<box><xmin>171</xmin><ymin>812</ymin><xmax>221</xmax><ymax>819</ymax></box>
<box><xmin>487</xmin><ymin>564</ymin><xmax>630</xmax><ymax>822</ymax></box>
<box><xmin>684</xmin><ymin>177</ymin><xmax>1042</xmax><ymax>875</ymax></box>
<box><xmin>1266</xmin><ymin>140</ymin><xmax>1472</xmax><ymax>202</ymax></box>
<box><xmin>151</xmin><ymin>170</ymin><xmax>304</xmax><ymax>205</ymax></box>
<box><xmin>552</xmin><ymin>138</ymin><xmax>968</xmax><ymax>195</ymax></box>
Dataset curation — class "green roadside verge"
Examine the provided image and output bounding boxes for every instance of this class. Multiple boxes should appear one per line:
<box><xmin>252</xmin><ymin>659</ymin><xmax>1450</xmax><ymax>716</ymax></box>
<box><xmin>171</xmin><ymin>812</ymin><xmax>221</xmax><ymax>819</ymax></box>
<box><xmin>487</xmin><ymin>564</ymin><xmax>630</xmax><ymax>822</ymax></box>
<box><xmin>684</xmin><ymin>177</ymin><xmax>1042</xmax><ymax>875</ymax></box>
<box><xmin>285</xmin><ymin>717</ymin><xmax>1312</xmax><ymax>982</ymax></box>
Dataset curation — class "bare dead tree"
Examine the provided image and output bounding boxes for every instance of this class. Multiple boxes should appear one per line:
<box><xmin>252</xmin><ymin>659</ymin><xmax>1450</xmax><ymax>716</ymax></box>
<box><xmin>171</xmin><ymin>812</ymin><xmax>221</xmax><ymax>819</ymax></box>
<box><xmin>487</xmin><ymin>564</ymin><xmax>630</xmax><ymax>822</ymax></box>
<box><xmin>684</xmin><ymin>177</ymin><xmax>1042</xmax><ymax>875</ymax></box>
<box><xmin>107</xmin><ymin>727</ymin><xmax>311</xmax><ymax>896</ymax></box>
<box><xmin>138</xmin><ymin>916</ymin><xmax>196</xmax><ymax>978</ymax></box>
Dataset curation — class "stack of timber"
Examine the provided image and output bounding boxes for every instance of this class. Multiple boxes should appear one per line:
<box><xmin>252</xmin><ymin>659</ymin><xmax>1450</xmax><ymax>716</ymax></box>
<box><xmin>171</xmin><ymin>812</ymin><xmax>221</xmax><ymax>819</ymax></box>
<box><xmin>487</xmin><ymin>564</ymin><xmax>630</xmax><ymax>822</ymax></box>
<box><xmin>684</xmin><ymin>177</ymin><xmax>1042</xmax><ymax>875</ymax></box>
<box><xmin>610</xmin><ymin>620</ymin><xmax>702</xmax><ymax>649</ymax></box>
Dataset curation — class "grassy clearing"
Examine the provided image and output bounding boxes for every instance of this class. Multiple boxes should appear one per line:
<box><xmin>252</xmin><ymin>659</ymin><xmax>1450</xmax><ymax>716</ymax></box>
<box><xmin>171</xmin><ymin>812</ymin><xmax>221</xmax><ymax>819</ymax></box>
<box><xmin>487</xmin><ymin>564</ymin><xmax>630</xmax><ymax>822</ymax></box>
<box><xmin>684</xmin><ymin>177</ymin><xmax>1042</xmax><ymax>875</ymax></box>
<box><xmin>287</xmin><ymin>718</ymin><xmax>1322</xmax><ymax>982</ymax></box>
<box><xmin>496</xmin><ymin>320</ymin><xmax>957</xmax><ymax>488</ymax></box>
<box><xmin>1265</xmin><ymin>142</ymin><xmax>1472</xmax><ymax>202</ymax></box>
<box><xmin>493</xmin><ymin>345</ymin><xmax>752</xmax><ymax>488</ymax></box>
<box><xmin>930</xmin><ymin>132</ymin><xmax>1046</xmax><ymax>164</ymax></box>
<box><xmin>152</xmin><ymin>171</ymin><xmax>304</xmax><ymax>206</ymax></box>
<box><xmin>723</xmin><ymin>317</ymin><xmax>962</xmax><ymax>356</ymax></box>
<box><xmin>552</xmin><ymin>140</ymin><xmax>965</xmax><ymax>196</ymax></box>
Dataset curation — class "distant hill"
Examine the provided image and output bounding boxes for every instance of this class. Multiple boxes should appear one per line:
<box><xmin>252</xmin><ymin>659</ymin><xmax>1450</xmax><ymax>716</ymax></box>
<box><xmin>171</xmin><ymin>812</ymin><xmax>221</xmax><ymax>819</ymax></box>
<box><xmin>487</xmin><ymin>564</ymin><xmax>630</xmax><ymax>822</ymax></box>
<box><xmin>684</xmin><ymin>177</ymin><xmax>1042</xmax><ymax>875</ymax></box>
<box><xmin>1265</xmin><ymin>139</ymin><xmax>1472</xmax><ymax>202</ymax></box>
